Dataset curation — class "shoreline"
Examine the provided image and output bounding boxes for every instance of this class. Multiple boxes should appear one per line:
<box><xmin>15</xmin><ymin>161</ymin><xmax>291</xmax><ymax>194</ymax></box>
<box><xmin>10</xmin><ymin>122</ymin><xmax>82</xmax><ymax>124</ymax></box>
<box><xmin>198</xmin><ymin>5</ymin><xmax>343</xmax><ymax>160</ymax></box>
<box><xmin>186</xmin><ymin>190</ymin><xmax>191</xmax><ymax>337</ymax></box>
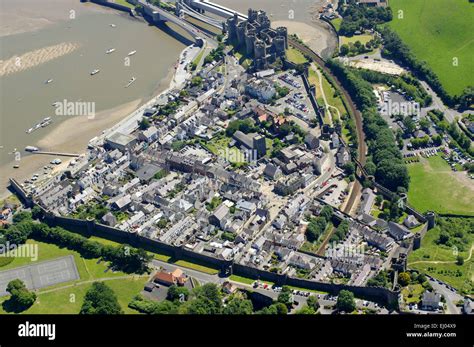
<box><xmin>0</xmin><ymin>43</ymin><xmax>195</xmax><ymax>200</ymax></box>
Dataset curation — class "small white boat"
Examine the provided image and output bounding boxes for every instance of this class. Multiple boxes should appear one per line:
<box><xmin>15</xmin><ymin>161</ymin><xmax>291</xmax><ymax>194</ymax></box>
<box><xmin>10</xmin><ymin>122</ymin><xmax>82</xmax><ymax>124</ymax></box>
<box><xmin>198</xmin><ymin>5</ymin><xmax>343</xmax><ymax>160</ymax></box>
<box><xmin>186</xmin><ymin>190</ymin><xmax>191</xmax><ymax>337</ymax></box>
<box><xmin>106</xmin><ymin>48</ymin><xmax>116</xmax><ymax>54</ymax></box>
<box><xmin>13</xmin><ymin>164</ymin><xmax>20</xmax><ymax>169</ymax></box>
<box><xmin>110</xmin><ymin>24</ymin><xmax>116</xmax><ymax>28</ymax></box>
<box><xmin>45</xmin><ymin>78</ymin><xmax>53</xmax><ymax>84</ymax></box>
<box><xmin>90</xmin><ymin>69</ymin><xmax>100</xmax><ymax>75</ymax></box>
<box><xmin>26</xmin><ymin>128</ymin><xmax>34</xmax><ymax>134</ymax></box>
<box><xmin>25</xmin><ymin>146</ymin><xmax>39</xmax><ymax>152</ymax></box>
<box><xmin>125</xmin><ymin>77</ymin><xmax>136</xmax><ymax>88</ymax></box>
<box><xmin>128</xmin><ymin>50</ymin><xmax>137</xmax><ymax>56</ymax></box>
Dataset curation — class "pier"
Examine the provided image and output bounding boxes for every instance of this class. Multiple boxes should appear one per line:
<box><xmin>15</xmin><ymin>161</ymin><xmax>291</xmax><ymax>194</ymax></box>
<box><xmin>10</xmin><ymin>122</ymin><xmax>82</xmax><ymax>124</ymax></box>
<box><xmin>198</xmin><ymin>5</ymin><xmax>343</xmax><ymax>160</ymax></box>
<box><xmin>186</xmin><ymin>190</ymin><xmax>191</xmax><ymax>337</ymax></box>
<box><xmin>31</xmin><ymin>151</ymin><xmax>81</xmax><ymax>157</ymax></box>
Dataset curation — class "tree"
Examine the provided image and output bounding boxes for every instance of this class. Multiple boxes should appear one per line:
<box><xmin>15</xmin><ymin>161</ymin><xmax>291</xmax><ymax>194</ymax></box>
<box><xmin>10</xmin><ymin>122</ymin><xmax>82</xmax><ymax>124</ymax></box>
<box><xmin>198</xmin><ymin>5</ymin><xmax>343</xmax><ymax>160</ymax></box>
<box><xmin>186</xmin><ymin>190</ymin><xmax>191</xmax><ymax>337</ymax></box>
<box><xmin>257</xmin><ymin>302</ymin><xmax>288</xmax><ymax>315</ymax></box>
<box><xmin>139</xmin><ymin>117</ymin><xmax>150</xmax><ymax>130</ymax></box>
<box><xmin>166</xmin><ymin>285</ymin><xmax>189</xmax><ymax>302</ymax></box>
<box><xmin>319</xmin><ymin>205</ymin><xmax>334</xmax><ymax>223</ymax></box>
<box><xmin>398</xmin><ymin>272</ymin><xmax>411</xmax><ymax>286</ymax></box>
<box><xmin>277</xmin><ymin>286</ymin><xmax>293</xmax><ymax>308</ymax></box>
<box><xmin>307</xmin><ymin>295</ymin><xmax>320</xmax><ymax>311</ymax></box>
<box><xmin>340</xmin><ymin>44</ymin><xmax>350</xmax><ymax>56</ymax></box>
<box><xmin>5</xmin><ymin>279</ymin><xmax>36</xmax><ymax>311</ymax></box>
<box><xmin>343</xmin><ymin>162</ymin><xmax>355</xmax><ymax>175</ymax></box>
<box><xmin>12</xmin><ymin>211</ymin><xmax>32</xmax><ymax>224</ymax></box>
<box><xmin>336</xmin><ymin>290</ymin><xmax>356</xmax><ymax>313</ymax></box>
<box><xmin>186</xmin><ymin>283</ymin><xmax>222</xmax><ymax>314</ymax></box>
<box><xmin>222</xmin><ymin>297</ymin><xmax>253</xmax><ymax>314</ymax></box>
<box><xmin>80</xmin><ymin>282</ymin><xmax>123</xmax><ymax>314</ymax></box>
<box><xmin>456</xmin><ymin>256</ymin><xmax>464</xmax><ymax>266</ymax></box>
<box><xmin>295</xmin><ymin>305</ymin><xmax>317</xmax><ymax>314</ymax></box>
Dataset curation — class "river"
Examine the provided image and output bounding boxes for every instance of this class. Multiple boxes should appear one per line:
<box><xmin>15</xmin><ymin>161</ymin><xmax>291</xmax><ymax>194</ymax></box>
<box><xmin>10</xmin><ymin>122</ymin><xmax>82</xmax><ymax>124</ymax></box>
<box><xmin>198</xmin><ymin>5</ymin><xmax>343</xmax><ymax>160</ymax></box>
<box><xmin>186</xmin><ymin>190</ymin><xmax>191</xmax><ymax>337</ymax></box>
<box><xmin>0</xmin><ymin>0</ymin><xmax>187</xmax><ymax>197</ymax></box>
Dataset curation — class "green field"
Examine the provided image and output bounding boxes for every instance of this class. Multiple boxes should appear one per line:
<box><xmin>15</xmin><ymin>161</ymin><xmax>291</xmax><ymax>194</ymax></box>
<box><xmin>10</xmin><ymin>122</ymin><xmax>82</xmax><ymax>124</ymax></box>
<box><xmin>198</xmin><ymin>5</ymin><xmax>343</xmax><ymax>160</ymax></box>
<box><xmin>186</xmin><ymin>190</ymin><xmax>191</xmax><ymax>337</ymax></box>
<box><xmin>407</xmin><ymin>155</ymin><xmax>474</xmax><ymax>215</ymax></box>
<box><xmin>0</xmin><ymin>239</ymin><xmax>148</xmax><ymax>314</ymax></box>
<box><xmin>340</xmin><ymin>34</ymin><xmax>373</xmax><ymax>46</ymax></box>
<box><xmin>286</xmin><ymin>48</ymin><xmax>308</xmax><ymax>65</ymax></box>
<box><xmin>408</xmin><ymin>221</ymin><xmax>473</xmax><ymax>294</ymax></box>
<box><xmin>388</xmin><ymin>0</ymin><xmax>474</xmax><ymax>96</ymax></box>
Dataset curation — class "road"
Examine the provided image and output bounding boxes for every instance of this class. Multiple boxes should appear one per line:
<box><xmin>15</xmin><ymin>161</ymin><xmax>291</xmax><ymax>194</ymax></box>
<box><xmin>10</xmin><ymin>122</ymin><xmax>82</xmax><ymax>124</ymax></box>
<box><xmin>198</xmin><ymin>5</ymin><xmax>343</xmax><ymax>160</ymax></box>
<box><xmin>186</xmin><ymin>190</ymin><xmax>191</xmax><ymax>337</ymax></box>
<box><xmin>419</xmin><ymin>81</ymin><xmax>469</xmax><ymax>123</ymax></box>
<box><xmin>428</xmin><ymin>277</ymin><xmax>463</xmax><ymax>314</ymax></box>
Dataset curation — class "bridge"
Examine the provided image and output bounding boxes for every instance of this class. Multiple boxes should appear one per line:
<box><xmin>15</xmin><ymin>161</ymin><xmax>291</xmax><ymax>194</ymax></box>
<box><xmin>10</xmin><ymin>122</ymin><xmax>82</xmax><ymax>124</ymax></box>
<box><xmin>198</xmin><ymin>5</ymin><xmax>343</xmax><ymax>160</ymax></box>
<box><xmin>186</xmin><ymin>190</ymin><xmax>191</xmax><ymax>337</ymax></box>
<box><xmin>181</xmin><ymin>0</ymin><xmax>247</xmax><ymax>21</ymax></box>
<box><xmin>138</xmin><ymin>0</ymin><xmax>205</xmax><ymax>45</ymax></box>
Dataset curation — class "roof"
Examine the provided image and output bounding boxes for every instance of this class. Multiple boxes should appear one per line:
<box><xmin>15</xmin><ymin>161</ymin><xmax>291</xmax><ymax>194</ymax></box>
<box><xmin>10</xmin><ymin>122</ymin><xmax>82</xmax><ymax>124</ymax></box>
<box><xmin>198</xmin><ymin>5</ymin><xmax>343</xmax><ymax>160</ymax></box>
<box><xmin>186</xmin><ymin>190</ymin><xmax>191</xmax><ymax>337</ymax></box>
<box><xmin>212</xmin><ymin>204</ymin><xmax>230</xmax><ymax>221</ymax></box>
<box><xmin>106</xmin><ymin>132</ymin><xmax>136</xmax><ymax>146</ymax></box>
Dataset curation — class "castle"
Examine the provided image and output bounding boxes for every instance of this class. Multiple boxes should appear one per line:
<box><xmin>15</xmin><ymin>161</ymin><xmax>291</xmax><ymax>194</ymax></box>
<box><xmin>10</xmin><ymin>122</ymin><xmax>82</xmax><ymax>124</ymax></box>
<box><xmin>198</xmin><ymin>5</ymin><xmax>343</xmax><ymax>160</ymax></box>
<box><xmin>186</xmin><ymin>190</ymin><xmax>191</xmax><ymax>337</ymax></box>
<box><xmin>226</xmin><ymin>9</ymin><xmax>288</xmax><ymax>71</ymax></box>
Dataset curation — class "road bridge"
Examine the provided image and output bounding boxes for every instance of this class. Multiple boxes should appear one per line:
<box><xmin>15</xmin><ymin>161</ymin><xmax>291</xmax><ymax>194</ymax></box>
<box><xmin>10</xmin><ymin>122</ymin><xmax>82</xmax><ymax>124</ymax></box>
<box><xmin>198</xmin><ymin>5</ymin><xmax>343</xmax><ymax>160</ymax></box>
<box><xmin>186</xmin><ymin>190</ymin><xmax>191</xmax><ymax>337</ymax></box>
<box><xmin>181</xmin><ymin>0</ymin><xmax>247</xmax><ymax>21</ymax></box>
<box><xmin>138</xmin><ymin>0</ymin><xmax>205</xmax><ymax>45</ymax></box>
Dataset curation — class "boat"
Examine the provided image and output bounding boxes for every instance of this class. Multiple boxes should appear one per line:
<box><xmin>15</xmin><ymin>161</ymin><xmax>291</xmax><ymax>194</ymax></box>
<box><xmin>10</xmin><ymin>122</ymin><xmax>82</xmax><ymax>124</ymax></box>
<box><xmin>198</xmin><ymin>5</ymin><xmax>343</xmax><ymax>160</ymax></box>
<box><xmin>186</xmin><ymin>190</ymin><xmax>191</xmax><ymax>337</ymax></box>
<box><xmin>26</xmin><ymin>128</ymin><xmax>34</xmax><ymax>134</ymax></box>
<box><xmin>25</xmin><ymin>146</ymin><xmax>39</xmax><ymax>152</ymax></box>
<box><xmin>90</xmin><ymin>69</ymin><xmax>100</xmax><ymax>75</ymax></box>
<box><xmin>45</xmin><ymin>78</ymin><xmax>53</xmax><ymax>84</ymax></box>
<box><xmin>110</xmin><ymin>24</ymin><xmax>116</xmax><ymax>28</ymax></box>
<box><xmin>125</xmin><ymin>77</ymin><xmax>136</xmax><ymax>88</ymax></box>
<box><xmin>13</xmin><ymin>164</ymin><xmax>20</xmax><ymax>169</ymax></box>
<box><xmin>128</xmin><ymin>50</ymin><xmax>137</xmax><ymax>56</ymax></box>
<box><xmin>106</xmin><ymin>48</ymin><xmax>116</xmax><ymax>54</ymax></box>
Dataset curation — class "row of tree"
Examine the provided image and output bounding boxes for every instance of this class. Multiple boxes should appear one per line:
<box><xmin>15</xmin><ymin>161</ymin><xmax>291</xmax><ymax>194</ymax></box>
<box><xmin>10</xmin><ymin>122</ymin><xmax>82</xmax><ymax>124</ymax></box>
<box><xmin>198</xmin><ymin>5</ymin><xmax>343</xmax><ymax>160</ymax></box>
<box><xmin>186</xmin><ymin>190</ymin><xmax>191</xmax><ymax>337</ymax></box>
<box><xmin>2</xmin><ymin>212</ymin><xmax>152</xmax><ymax>274</ymax></box>
<box><xmin>326</xmin><ymin>59</ymin><xmax>410</xmax><ymax>192</ymax></box>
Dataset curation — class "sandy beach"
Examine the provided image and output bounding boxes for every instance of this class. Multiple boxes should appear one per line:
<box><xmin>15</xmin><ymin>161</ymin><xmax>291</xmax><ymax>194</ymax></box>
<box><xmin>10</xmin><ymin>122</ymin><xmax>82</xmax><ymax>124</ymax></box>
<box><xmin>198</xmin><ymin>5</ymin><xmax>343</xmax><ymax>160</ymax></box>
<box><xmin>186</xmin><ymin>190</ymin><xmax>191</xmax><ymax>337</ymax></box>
<box><xmin>0</xmin><ymin>42</ymin><xmax>80</xmax><ymax>77</ymax></box>
<box><xmin>0</xmin><ymin>97</ymin><xmax>140</xmax><ymax>197</ymax></box>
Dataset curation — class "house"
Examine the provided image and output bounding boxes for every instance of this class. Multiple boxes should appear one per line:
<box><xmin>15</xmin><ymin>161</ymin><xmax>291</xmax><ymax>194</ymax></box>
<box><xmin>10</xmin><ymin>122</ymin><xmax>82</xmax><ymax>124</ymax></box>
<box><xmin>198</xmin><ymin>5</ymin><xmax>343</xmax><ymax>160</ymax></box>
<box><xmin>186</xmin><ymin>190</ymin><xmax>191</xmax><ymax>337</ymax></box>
<box><xmin>331</xmin><ymin>133</ymin><xmax>340</xmax><ymax>149</ymax></box>
<box><xmin>272</xmin><ymin>214</ymin><xmax>287</xmax><ymax>230</ymax></box>
<box><xmin>222</xmin><ymin>281</ymin><xmax>237</xmax><ymax>294</ymax></box>
<box><xmin>111</xmin><ymin>195</ymin><xmax>132</xmax><ymax>211</ymax></box>
<box><xmin>209</xmin><ymin>204</ymin><xmax>230</xmax><ymax>229</ymax></box>
<box><xmin>463</xmin><ymin>299</ymin><xmax>474</xmax><ymax>314</ymax></box>
<box><xmin>357</xmin><ymin>0</ymin><xmax>388</xmax><ymax>7</ymax></box>
<box><xmin>336</xmin><ymin>147</ymin><xmax>350</xmax><ymax>167</ymax></box>
<box><xmin>153</xmin><ymin>268</ymin><xmax>187</xmax><ymax>286</ymax></box>
<box><xmin>304</xmin><ymin>133</ymin><xmax>320</xmax><ymax>150</ymax></box>
<box><xmin>139</xmin><ymin>126</ymin><xmax>159</xmax><ymax>143</ymax></box>
<box><xmin>101</xmin><ymin>212</ymin><xmax>117</xmax><ymax>227</ymax></box>
<box><xmin>263</xmin><ymin>163</ymin><xmax>282</xmax><ymax>180</ymax></box>
<box><xmin>359</xmin><ymin>188</ymin><xmax>376</xmax><ymax>215</ymax></box>
<box><xmin>105</xmin><ymin>132</ymin><xmax>136</xmax><ymax>152</ymax></box>
<box><xmin>232</xmin><ymin>131</ymin><xmax>267</xmax><ymax>159</ymax></box>
<box><xmin>387</xmin><ymin>222</ymin><xmax>412</xmax><ymax>241</ymax></box>
<box><xmin>403</xmin><ymin>215</ymin><xmax>419</xmax><ymax>229</ymax></box>
<box><xmin>421</xmin><ymin>291</ymin><xmax>441</xmax><ymax>311</ymax></box>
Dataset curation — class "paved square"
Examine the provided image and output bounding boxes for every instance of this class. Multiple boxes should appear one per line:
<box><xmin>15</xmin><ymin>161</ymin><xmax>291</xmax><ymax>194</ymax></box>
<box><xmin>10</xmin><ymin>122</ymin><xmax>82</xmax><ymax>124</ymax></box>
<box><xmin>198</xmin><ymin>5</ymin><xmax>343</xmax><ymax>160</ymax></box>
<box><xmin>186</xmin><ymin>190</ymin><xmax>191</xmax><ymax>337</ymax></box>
<box><xmin>0</xmin><ymin>255</ymin><xmax>79</xmax><ymax>296</ymax></box>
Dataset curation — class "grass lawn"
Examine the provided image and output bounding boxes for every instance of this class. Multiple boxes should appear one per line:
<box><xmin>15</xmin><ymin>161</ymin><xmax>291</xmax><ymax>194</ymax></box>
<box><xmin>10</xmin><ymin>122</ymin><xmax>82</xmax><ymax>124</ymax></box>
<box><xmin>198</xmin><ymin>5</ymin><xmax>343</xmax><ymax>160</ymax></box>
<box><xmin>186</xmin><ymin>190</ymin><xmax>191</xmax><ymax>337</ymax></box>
<box><xmin>286</xmin><ymin>48</ymin><xmax>308</xmax><ymax>64</ymax></box>
<box><xmin>340</xmin><ymin>34</ymin><xmax>373</xmax><ymax>46</ymax></box>
<box><xmin>113</xmin><ymin>0</ymin><xmax>134</xmax><ymax>9</ymax></box>
<box><xmin>0</xmin><ymin>239</ymin><xmax>149</xmax><ymax>314</ymax></box>
<box><xmin>0</xmin><ymin>276</ymin><xmax>147</xmax><ymax>314</ymax></box>
<box><xmin>204</xmin><ymin>135</ymin><xmax>244</xmax><ymax>164</ymax></box>
<box><xmin>229</xmin><ymin>275</ymin><xmax>255</xmax><ymax>285</ymax></box>
<box><xmin>331</xmin><ymin>18</ymin><xmax>342</xmax><ymax>32</ymax></box>
<box><xmin>172</xmin><ymin>260</ymin><xmax>219</xmax><ymax>275</ymax></box>
<box><xmin>401</xmin><ymin>284</ymin><xmax>424</xmax><ymax>304</ymax></box>
<box><xmin>308</xmin><ymin>65</ymin><xmax>347</xmax><ymax>124</ymax></box>
<box><xmin>407</xmin><ymin>155</ymin><xmax>474</xmax><ymax>215</ymax></box>
<box><xmin>388</xmin><ymin>0</ymin><xmax>473</xmax><ymax>96</ymax></box>
<box><xmin>408</xmin><ymin>226</ymin><xmax>473</xmax><ymax>294</ymax></box>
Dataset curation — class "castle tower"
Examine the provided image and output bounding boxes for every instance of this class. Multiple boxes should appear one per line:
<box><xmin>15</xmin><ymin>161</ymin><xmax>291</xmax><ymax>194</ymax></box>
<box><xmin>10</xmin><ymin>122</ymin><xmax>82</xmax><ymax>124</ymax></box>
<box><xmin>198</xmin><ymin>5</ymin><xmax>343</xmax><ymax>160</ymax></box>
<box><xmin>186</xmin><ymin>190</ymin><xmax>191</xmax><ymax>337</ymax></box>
<box><xmin>425</xmin><ymin>211</ymin><xmax>436</xmax><ymax>230</ymax></box>
<box><xmin>413</xmin><ymin>233</ymin><xmax>422</xmax><ymax>250</ymax></box>
<box><xmin>253</xmin><ymin>135</ymin><xmax>267</xmax><ymax>158</ymax></box>
<box><xmin>276</xmin><ymin>27</ymin><xmax>288</xmax><ymax>49</ymax></box>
